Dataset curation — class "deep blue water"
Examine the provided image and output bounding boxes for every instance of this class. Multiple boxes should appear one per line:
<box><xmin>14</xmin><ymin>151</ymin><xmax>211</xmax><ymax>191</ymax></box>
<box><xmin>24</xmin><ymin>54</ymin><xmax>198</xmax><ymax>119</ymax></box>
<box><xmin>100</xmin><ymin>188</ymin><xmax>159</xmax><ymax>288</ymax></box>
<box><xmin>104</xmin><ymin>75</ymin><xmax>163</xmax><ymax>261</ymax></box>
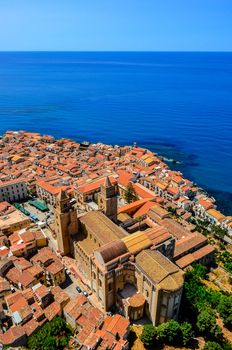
<box><xmin>0</xmin><ymin>52</ymin><xmax>232</xmax><ymax>214</ymax></box>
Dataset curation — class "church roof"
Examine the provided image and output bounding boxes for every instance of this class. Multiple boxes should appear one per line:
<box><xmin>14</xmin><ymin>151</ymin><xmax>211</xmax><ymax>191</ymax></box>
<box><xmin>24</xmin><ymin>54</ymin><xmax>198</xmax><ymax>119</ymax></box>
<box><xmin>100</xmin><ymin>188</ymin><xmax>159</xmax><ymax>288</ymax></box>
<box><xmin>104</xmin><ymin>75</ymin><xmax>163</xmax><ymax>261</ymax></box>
<box><xmin>79</xmin><ymin>211</ymin><xmax>127</xmax><ymax>245</ymax></box>
<box><xmin>94</xmin><ymin>240</ymin><xmax>128</xmax><ymax>265</ymax></box>
<box><xmin>122</xmin><ymin>231</ymin><xmax>151</xmax><ymax>254</ymax></box>
<box><xmin>135</xmin><ymin>250</ymin><xmax>184</xmax><ymax>291</ymax></box>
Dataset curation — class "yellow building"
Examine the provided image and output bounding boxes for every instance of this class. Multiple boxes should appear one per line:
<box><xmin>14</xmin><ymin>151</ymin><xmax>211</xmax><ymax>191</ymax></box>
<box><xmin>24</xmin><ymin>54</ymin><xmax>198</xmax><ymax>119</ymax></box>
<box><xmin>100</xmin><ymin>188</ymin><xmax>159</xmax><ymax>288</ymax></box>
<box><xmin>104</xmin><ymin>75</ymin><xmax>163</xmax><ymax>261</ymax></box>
<box><xmin>73</xmin><ymin>211</ymin><xmax>184</xmax><ymax>325</ymax></box>
<box><xmin>54</xmin><ymin>189</ymin><xmax>184</xmax><ymax>325</ymax></box>
<box><xmin>0</xmin><ymin>209</ymin><xmax>30</xmax><ymax>236</ymax></box>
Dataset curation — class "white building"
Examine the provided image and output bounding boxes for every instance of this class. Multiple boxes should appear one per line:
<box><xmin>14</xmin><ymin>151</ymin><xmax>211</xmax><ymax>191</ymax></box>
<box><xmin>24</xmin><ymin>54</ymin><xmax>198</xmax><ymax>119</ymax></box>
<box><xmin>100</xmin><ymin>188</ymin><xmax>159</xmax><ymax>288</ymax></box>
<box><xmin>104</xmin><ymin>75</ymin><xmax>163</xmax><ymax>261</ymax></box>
<box><xmin>0</xmin><ymin>180</ymin><xmax>28</xmax><ymax>202</ymax></box>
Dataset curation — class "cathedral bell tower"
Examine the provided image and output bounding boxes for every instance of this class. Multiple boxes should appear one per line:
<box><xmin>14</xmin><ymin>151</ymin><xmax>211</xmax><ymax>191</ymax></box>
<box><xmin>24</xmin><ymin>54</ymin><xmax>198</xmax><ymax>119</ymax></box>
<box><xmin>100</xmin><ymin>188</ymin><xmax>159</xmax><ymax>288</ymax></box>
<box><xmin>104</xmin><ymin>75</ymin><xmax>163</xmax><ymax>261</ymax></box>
<box><xmin>98</xmin><ymin>176</ymin><xmax>118</xmax><ymax>222</ymax></box>
<box><xmin>54</xmin><ymin>190</ymin><xmax>78</xmax><ymax>256</ymax></box>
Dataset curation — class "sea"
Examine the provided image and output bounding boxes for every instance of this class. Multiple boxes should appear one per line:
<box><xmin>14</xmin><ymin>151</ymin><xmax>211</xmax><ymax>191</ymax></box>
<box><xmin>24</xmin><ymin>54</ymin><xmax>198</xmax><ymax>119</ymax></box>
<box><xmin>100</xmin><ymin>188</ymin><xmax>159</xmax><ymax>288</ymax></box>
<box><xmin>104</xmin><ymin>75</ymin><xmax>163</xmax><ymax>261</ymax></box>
<box><xmin>0</xmin><ymin>52</ymin><xmax>232</xmax><ymax>214</ymax></box>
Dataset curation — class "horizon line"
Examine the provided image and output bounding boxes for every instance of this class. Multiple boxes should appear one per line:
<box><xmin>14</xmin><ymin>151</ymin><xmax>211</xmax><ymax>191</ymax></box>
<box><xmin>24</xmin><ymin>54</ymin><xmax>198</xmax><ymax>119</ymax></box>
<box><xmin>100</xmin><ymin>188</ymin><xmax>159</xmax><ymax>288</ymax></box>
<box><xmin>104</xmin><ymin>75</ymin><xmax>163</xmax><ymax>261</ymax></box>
<box><xmin>0</xmin><ymin>50</ymin><xmax>232</xmax><ymax>53</ymax></box>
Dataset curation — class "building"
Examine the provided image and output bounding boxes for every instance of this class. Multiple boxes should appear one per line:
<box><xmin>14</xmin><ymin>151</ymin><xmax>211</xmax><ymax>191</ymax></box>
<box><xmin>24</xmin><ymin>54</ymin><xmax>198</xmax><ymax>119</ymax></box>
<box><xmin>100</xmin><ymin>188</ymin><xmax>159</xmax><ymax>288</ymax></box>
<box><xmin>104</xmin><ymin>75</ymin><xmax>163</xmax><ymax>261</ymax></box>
<box><xmin>30</xmin><ymin>247</ymin><xmax>66</xmax><ymax>286</ymax></box>
<box><xmin>54</xmin><ymin>190</ymin><xmax>78</xmax><ymax>255</ymax></box>
<box><xmin>75</xmin><ymin>176</ymin><xmax>118</xmax><ymax>212</ymax></box>
<box><xmin>0</xmin><ymin>206</ymin><xmax>31</xmax><ymax>236</ymax></box>
<box><xmin>91</xmin><ymin>238</ymin><xmax>184</xmax><ymax>325</ymax></box>
<box><xmin>98</xmin><ymin>176</ymin><xmax>118</xmax><ymax>222</ymax></box>
<box><xmin>53</xmin><ymin>185</ymin><xmax>214</xmax><ymax>324</ymax></box>
<box><xmin>36</xmin><ymin>177</ymin><xmax>73</xmax><ymax>206</ymax></box>
<box><xmin>0</xmin><ymin>180</ymin><xmax>28</xmax><ymax>203</ymax></box>
<box><xmin>69</xmin><ymin>209</ymin><xmax>184</xmax><ymax>325</ymax></box>
<box><xmin>74</xmin><ymin>211</ymin><xmax>126</xmax><ymax>283</ymax></box>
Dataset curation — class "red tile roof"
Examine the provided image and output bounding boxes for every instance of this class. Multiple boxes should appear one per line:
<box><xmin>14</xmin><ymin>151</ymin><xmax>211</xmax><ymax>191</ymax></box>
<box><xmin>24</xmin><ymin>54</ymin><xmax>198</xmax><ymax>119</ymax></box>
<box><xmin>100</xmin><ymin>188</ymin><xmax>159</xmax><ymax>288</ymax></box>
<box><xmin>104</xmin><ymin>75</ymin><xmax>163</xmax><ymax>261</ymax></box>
<box><xmin>101</xmin><ymin>314</ymin><xmax>129</xmax><ymax>338</ymax></box>
<box><xmin>77</xmin><ymin>176</ymin><xmax>117</xmax><ymax>194</ymax></box>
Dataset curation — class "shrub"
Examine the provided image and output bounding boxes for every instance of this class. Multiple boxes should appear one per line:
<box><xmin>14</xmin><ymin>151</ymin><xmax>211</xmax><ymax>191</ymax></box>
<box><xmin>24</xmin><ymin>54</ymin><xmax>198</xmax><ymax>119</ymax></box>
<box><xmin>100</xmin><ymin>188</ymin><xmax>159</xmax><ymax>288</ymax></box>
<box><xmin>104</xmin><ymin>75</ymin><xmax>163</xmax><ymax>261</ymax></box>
<box><xmin>27</xmin><ymin>316</ymin><xmax>72</xmax><ymax>350</ymax></box>
<box><xmin>180</xmin><ymin>322</ymin><xmax>194</xmax><ymax>346</ymax></box>
<box><xmin>157</xmin><ymin>320</ymin><xmax>181</xmax><ymax>345</ymax></box>
<box><xmin>203</xmin><ymin>341</ymin><xmax>223</xmax><ymax>350</ymax></box>
<box><xmin>217</xmin><ymin>295</ymin><xmax>232</xmax><ymax>330</ymax></box>
<box><xmin>140</xmin><ymin>324</ymin><xmax>157</xmax><ymax>348</ymax></box>
<box><xmin>124</xmin><ymin>183</ymin><xmax>137</xmax><ymax>203</ymax></box>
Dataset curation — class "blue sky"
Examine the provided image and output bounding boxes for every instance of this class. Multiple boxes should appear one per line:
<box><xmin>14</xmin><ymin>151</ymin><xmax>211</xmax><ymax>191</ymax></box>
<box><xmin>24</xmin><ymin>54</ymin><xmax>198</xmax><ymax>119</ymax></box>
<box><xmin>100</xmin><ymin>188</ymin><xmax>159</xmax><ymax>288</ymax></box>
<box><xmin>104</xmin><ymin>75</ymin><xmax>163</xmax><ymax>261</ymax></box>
<box><xmin>0</xmin><ymin>0</ymin><xmax>231</xmax><ymax>51</ymax></box>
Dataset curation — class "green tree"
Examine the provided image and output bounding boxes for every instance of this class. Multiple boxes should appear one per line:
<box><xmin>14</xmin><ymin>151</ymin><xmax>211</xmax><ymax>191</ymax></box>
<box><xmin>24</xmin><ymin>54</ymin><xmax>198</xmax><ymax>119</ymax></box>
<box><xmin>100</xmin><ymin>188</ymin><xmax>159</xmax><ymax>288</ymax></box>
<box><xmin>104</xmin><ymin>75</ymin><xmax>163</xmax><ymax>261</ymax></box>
<box><xmin>218</xmin><ymin>295</ymin><xmax>232</xmax><ymax>330</ymax></box>
<box><xmin>211</xmin><ymin>225</ymin><xmax>227</xmax><ymax>239</ymax></box>
<box><xmin>203</xmin><ymin>341</ymin><xmax>223</xmax><ymax>350</ymax></box>
<box><xmin>140</xmin><ymin>324</ymin><xmax>157</xmax><ymax>348</ymax></box>
<box><xmin>223</xmin><ymin>341</ymin><xmax>232</xmax><ymax>350</ymax></box>
<box><xmin>27</xmin><ymin>316</ymin><xmax>72</xmax><ymax>350</ymax></box>
<box><xmin>197</xmin><ymin>309</ymin><xmax>223</xmax><ymax>340</ymax></box>
<box><xmin>197</xmin><ymin>309</ymin><xmax>216</xmax><ymax>334</ymax></box>
<box><xmin>157</xmin><ymin>320</ymin><xmax>181</xmax><ymax>345</ymax></box>
<box><xmin>167</xmin><ymin>206</ymin><xmax>177</xmax><ymax>215</ymax></box>
<box><xmin>180</xmin><ymin>322</ymin><xmax>194</xmax><ymax>346</ymax></box>
<box><xmin>124</xmin><ymin>182</ymin><xmax>137</xmax><ymax>204</ymax></box>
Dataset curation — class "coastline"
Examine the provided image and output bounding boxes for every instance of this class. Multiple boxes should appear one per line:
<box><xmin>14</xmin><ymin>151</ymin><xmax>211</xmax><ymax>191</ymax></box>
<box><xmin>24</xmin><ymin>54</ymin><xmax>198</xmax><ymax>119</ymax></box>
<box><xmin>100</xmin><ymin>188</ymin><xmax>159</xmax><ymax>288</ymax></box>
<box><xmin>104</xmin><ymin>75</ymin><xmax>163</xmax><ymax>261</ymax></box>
<box><xmin>142</xmin><ymin>141</ymin><xmax>232</xmax><ymax>216</ymax></box>
<box><xmin>0</xmin><ymin>129</ymin><xmax>231</xmax><ymax>215</ymax></box>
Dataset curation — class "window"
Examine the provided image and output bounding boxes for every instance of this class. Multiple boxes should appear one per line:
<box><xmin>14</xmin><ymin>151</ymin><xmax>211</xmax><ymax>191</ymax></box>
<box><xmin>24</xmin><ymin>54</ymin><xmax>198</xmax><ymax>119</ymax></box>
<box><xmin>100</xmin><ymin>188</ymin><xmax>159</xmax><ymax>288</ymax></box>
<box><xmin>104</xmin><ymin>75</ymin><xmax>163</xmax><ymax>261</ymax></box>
<box><xmin>108</xmin><ymin>282</ymin><xmax>113</xmax><ymax>291</ymax></box>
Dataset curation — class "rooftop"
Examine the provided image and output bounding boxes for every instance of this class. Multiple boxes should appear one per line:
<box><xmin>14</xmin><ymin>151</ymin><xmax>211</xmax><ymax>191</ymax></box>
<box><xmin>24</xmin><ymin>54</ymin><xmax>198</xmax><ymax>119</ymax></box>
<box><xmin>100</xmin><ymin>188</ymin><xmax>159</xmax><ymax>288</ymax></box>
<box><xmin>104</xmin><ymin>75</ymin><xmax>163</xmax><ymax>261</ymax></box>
<box><xmin>136</xmin><ymin>249</ymin><xmax>184</xmax><ymax>291</ymax></box>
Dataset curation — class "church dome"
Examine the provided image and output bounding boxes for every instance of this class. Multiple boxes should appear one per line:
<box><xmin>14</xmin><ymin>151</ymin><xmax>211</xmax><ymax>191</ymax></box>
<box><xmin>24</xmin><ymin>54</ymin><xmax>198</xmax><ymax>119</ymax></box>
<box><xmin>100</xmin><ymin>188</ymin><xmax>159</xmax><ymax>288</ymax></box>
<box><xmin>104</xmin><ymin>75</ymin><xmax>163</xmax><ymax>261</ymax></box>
<box><xmin>95</xmin><ymin>240</ymin><xmax>128</xmax><ymax>265</ymax></box>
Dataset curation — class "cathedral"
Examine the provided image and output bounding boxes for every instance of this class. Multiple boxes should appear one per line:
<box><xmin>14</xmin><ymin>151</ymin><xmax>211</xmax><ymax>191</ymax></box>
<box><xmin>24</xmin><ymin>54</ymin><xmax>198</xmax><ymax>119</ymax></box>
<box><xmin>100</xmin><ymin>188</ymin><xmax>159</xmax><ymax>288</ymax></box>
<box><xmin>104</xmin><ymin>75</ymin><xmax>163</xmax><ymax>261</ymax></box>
<box><xmin>54</xmin><ymin>176</ymin><xmax>184</xmax><ymax>325</ymax></box>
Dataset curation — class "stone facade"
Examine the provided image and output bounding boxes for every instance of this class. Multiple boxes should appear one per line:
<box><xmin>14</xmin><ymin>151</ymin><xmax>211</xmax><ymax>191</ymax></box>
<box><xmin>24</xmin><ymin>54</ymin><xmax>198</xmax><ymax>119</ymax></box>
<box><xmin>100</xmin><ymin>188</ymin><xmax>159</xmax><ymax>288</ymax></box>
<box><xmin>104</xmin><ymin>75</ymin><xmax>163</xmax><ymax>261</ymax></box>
<box><xmin>54</xmin><ymin>190</ymin><xmax>78</xmax><ymax>255</ymax></box>
<box><xmin>54</xmin><ymin>186</ymin><xmax>184</xmax><ymax>325</ymax></box>
<box><xmin>98</xmin><ymin>176</ymin><xmax>118</xmax><ymax>222</ymax></box>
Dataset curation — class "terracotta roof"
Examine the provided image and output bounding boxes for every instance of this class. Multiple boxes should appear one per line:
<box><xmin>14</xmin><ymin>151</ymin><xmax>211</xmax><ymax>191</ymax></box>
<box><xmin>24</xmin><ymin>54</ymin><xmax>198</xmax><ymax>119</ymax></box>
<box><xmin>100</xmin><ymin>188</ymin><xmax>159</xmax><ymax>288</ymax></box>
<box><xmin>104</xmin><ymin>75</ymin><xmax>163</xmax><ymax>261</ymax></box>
<box><xmin>5</xmin><ymin>291</ymin><xmax>22</xmax><ymax>307</ymax></box>
<box><xmin>133</xmin><ymin>201</ymin><xmax>158</xmax><ymax>218</ymax></box>
<box><xmin>64</xmin><ymin>294</ymin><xmax>88</xmax><ymax>317</ymax></box>
<box><xmin>192</xmin><ymin>244</ymin><xmax>215</xmax><ymax>260</ymax></box>
<box><xmin>135</xmin><ymin>250</ymin><xmax>184</xmax><ymax>291</ymax></box>
<box><xmin>33</xmin><ymin>284</ymin><xmax>50</xmax><ymax>298</ymax></box>
<box><xmin>6</xmin><ymin>267</ymin><xmax>35</xmax><ymax>288</ymax></box>
<box><xmin>0</xmin><ymin>325</ymin><xmax>26</xmax><ymax>345</ymax></box>
<box><xmin>116</xmin><ymin>170</ymin><xmax>133</xmax><ymax>187</ymax></box>
<box><xmin>9</xmin><ymin>295</ymin><xmax>27</xmax><ymax>313</ymax></box>
<box><xmin>46</xmin><ymin>261</ymin><xmax>63</xmax><ymax>275</ymax></box>
<box><xmin>128</xmin><ymin>293</ymin><xmax>145</xmax><ymax>308</ymax></box>
<box><xmin>167</xmin><ymin>186</ymin><xmax>179</xmax><ymax>195</ymax></box>
<box><xmin>174</xmin><ymin>233</ymin><xmax>207</xmax><ymax>259</ymax></box>
<box><xmin>27</xmin><ymin>264</ymin><xmax>44</xmax><ymax>277</ymax></box>
<box><xmin>175</xmin><ymin>254</ymin><xmax>195</xmax><ymax>269</ymax></box>
<box><xmin>132</xmin><ymin>183</ymin><xmax>155</xmax><ymax>199</ymax></box>
<box><xmin>160</xmin><ymin>218</ymin><xmax>191</xmax><ymax>240</ymax></box>
<box><xmin>23</xmin><ymin>318</ymin><xmax>40</xmax><ymax>336</ymax></box>
<box><xmin>77</xmin><ymin>176</ymin><xmax>117</xmax><ymax>194</ymax></box>
<box><xmin>51</xmin><ymin>285</ymin><xmax>70</xmax><ymax>305</ymax></box>
<box><xmin>20</xmin><ymin>230</ymin><xmax>35</xmax><ymax>243</ymax></box>
<box><xmin>122</xmin><ymin>231</ymin><xmax>151</xmax><ymax>254</ymax></box>
<box><xmin>144</xmin><ymin>225</ymin><xmax>172</xmax><ymax>246</ymax></box>
<box><xmin>198</xmin><ymin>198</ymin><xmax>214</xmax><ymax>210</ymax></box>
<box><xmin>44</xmin><ymin>301</ymin><xmax>61</xmax><ymax>321</ymax></box>
<box><xmin>79</xmin><ymin>211</ymin><xmax>126</xmax><ymax>245</ymax></box>
<box><xmin>0</xmin><ymin>278</ymin><xmax>11</xmax><ymax>293</ymax></box>
<box><xmin>175</xmin><ymin>245</ymin><xmax>214</xmax><ymax>268</ymax></box>
<box><xmin>207</xmin><ymin>209</ymin><xmax>225</xmax><ymax>221</ymax></box>
<box><xmin>94</xmin><ymin>240</ymin><xmax>128</xmax><ymax>265</ymax></box>
<box><xmin>148</xmin><ymin>204</ymin><xmax>170</xmax><ymax>221</ymax></box>
<box><xmin>101</xmin><ymin>314</ymin><xmax>130</xmax><ymax>338</ymax></box>
<box><xmin>118</xmin><ymin>198</ymin><xmax>152</xmax><ymax>214</ymax></box>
